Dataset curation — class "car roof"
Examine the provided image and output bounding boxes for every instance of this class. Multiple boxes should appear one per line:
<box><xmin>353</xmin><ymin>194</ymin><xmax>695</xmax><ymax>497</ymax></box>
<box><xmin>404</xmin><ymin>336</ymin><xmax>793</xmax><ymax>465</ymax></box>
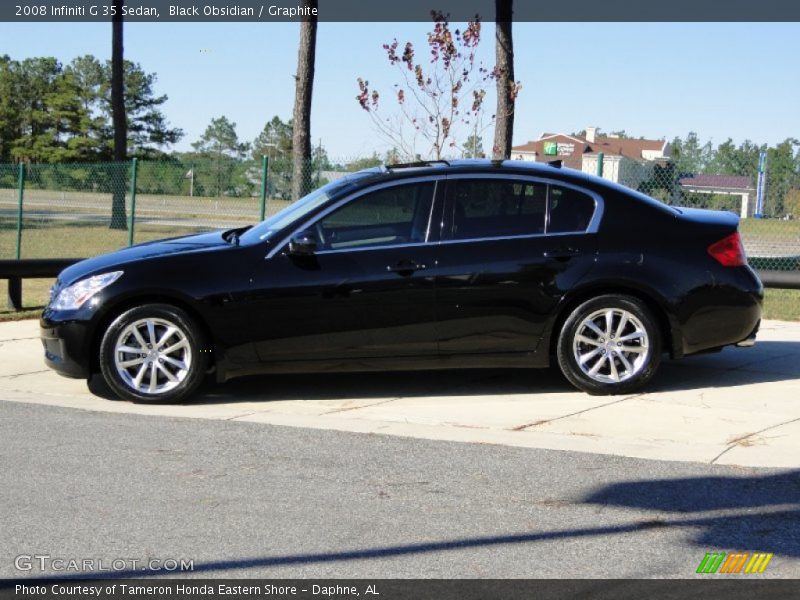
<box><xmin>352</xmin><ymin>158</ymin><xmax>677</xmax><ymax>216</ymax></box>
<box><xmin>356</xmin><ymin>158</ymin><xmax>600</xmax><ymax>185</ymax></box>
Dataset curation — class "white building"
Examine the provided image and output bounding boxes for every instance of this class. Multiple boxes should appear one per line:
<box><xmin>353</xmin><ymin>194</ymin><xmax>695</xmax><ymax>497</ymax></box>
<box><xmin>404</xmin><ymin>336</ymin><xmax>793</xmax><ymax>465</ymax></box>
<box><xmin>511</xmin><ymin>127</ymin><xmax>671</xmax><ymax>188</ymax></box>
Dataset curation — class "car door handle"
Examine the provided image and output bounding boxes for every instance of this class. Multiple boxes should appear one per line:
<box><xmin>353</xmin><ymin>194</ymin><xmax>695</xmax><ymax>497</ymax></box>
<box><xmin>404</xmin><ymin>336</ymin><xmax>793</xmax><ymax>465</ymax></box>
<box><xmin>387</xmin><ymin>260</ymin><xmax>427</xmax><ymax>274</ymax></box>
<box><xmin>544</xmin><ymin>247</ymin><xmax>580</xmax><ymax>260</ymax></box>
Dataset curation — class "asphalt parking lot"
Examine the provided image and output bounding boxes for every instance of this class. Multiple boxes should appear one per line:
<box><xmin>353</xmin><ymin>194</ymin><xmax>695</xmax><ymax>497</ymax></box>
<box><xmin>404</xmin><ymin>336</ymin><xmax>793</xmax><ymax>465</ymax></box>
<box><xmin>1</xmin><ymin>318</ymin><xmax>799</xmax><ymax>468</ymax></box>
<box><xmin>2</xmin><ymin>318</ymin><xmax>799</xmax><ymax>579</ymax></box>
<box><xmin>1</xmin><ymin>400</ymin><xmax>799</xmax><ymax>579</ymax></box>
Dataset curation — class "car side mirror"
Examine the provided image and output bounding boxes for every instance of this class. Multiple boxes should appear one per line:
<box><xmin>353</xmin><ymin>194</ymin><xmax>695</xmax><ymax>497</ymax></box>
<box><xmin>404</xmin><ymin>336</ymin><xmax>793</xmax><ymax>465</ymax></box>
<box><xmin>288</xmin><ymin>230</ymin><xmax>318</xmax><ymax>255</ymax></box>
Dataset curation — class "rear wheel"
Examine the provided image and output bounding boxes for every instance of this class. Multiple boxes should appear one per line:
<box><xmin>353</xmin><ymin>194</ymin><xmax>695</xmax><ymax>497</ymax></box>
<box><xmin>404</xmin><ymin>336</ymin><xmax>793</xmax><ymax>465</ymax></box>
<box><xmin>557</xmin><ymin>294</ymin><xmax>662</xmax><ymax>395</ymax></box>
<box><xmin>99</xmin><ymin>304</ymin><xmax>209</xmax><ymax>403</ymax></box>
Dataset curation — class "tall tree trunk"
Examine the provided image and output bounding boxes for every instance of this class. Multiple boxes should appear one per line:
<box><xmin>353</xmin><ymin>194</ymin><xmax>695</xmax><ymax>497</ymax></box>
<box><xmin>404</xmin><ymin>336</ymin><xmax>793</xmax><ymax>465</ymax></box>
<box><xmin>492</xmin><ymin>0</ymin><xmax>515</xmax><ymax>160</ymax></box>
<box><xmin>291</xmin><ymin>1</ymin><xmax>317</xmax><ymax>202</ymax></box>
<box><xmin>110</xmin><ymin>0</ymin><xmax>127</xmax><ymax>229</ymax></box>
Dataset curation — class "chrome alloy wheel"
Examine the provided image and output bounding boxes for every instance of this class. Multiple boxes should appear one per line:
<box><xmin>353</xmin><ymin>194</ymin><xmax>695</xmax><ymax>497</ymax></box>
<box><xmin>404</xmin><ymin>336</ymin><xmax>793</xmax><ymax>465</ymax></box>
<box><xmin>113</xmin><ymin>317</ymin><xmax>192</xmax><ymax>395</ymax></box>
<box><xmin>572</xmin><ymin>308</ymin><xmax>650</xmax><ymax>384</ymax></box>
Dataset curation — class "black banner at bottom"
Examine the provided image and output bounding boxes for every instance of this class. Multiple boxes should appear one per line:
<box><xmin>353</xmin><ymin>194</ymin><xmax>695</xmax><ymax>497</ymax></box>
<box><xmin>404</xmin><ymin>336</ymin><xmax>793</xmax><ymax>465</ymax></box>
<box><xmin>1</xmin><ymin>579</ymin><xmax>799</xmax><ymax>600</ymax></box>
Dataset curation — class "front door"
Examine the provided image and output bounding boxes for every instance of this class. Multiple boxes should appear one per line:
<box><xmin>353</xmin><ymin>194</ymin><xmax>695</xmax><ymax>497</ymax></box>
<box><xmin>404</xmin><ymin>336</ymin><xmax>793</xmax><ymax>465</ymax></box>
<box><xmin>243</xmin><ymin>179</ymin><xmax>442</xmax><ymax>364</ymax></box>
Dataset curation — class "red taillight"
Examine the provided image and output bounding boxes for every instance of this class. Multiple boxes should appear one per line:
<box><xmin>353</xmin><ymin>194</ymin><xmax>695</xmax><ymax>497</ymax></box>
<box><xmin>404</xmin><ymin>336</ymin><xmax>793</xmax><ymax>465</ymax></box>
<box><xmin>708</xmin><ymin>232</ymin><xmax>747</xmax><ymax>267</ymax></box>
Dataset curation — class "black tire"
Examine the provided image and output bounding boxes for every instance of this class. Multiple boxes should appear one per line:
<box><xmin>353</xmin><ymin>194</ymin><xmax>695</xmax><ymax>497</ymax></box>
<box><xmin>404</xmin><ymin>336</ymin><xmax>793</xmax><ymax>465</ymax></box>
<box><xmin>99</xmin><ymin>303</ymin><xmax>209</xmax><ymax>403</ymax></box>
<box><xmin>556</xmin><ymin>294</ymin><xmax>662</xmax><ymax>395</ymax></box>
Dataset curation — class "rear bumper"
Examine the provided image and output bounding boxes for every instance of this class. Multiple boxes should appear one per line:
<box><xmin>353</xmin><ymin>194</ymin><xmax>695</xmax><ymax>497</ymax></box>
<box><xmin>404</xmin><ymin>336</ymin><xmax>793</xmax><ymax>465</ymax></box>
<box><xmin>679</xmin><ymin>266</ymin><xmax>763</xmax><ymax>356</ymax></box>
<box><xmin>735</xmin><ymin>321</ymin><xmax>760</xmax><ymax>347</ymax></box>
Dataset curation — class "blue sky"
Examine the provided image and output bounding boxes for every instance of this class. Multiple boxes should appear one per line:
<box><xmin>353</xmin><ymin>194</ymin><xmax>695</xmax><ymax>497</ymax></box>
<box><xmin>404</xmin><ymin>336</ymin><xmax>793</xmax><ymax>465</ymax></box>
<box><xmin>1</xmin><ymin>21</ymin><xmax>798</xmax><ymax>159</ymax></box>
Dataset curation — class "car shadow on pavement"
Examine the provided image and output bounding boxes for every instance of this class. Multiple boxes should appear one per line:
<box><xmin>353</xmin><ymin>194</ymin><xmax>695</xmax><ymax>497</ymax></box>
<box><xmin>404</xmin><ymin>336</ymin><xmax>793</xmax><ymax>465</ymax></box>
<box><xmin>583</xmin><ymin>470</ymin><xmax>800</xmax><ymax>558</ymax></box>
<box><xmin>191</xmin><ymin>340</ymin><xmax>799</xmax><ymax>405</ymax></box>
<box><xmin>195</xmin><ymin>366</ymin><xmax>572</xmax><ymax>404</ymax></box>
<box><xmin>86</xmin><ymin>366</ymin><xmax>572</xmax><ymax>403</ymax></box>
<box><xmin>87</xmin><ymin>341</ymin><xmax>800</xmax><ymax>403</ymax></box>
<box><xmin>651</xmin><ymin>340</ymin><xmax>800</xmax><ymax>392</ymax></box>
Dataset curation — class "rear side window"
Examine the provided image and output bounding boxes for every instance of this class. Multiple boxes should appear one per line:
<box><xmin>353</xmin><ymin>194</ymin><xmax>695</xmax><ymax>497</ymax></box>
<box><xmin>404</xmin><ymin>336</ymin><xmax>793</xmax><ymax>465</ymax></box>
<box><xmin>548</xmin><ymin>185</ymin><xmax>595</xmax><ymax>233</ymax></box>
<box><xmin>449</xmin><ymin>179</ymin><xmax>547</xmax><ymax>240</ymax></box>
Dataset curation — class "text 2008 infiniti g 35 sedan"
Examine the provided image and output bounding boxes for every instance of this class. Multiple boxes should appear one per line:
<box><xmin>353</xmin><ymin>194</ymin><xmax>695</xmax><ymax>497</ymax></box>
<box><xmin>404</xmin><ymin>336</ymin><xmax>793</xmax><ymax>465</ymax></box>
<box><xmin>41</xmin><ymin>160</ymin><xmax>762</xmax><ymax>402</ymax></box>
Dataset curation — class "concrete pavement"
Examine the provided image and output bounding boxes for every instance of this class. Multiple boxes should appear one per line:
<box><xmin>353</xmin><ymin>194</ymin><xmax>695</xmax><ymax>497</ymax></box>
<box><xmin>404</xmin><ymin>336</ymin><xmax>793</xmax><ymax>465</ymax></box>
<box><xmin>1</xmin><ymin>318</ymin><xmax>799</xmax><ymax>468</ymax></box>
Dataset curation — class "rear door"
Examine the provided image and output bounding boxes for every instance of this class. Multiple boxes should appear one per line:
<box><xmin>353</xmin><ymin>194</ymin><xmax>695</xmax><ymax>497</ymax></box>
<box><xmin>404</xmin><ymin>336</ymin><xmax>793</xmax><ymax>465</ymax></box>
<box><xmin>434</xmin><ymin>175</ymin><xmax>600</xmax><ymax>356</ymax></box>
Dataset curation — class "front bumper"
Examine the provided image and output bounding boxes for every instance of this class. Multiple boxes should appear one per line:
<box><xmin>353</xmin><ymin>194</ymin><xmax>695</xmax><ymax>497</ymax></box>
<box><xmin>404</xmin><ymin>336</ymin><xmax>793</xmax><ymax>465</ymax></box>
<box><xmin>40</xmin><ymin>316</ymin><xmax>93</xmax><ymax>379</ymax></box>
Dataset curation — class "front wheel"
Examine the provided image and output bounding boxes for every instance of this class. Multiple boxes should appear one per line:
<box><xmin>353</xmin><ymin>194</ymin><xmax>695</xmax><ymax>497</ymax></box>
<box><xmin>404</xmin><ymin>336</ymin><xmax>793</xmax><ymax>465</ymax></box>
<box><xmin>557</xmin><ymin>295</ymin><xmax>662</xmax><ymax>395</ymax></box>
<box><xmin>99</xmin><ymin>304</ymin><xmax>209</xmax><ymax>403</ymax></box>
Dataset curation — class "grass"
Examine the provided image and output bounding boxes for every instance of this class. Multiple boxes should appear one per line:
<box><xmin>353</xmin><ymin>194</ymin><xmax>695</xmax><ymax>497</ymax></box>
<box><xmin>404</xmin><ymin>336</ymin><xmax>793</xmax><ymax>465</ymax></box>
<box><xmin>0</xmin><ymin>222</ymin><xmax>193</xmax><ymax>259</ymax></box>
<box><xmin>739</xmin><ymin>217</ymin><xmax>800</xmax><ymax>241</ymax></box>
<box><xmin>0</xmin><ymin>278</ymin><xmax>51</xmax><ymax>321</ymax></box>
<box><xmin>739</xmin><ymin>218</ymin><xmax>800</xmax><ymax>267</ymax></box>
<box><xmin>762</xmin><ymin>288</ymin><xmax>800</xmax><ymax>321</ymax></box>
<box><xmin>0</xmin><ymin>192</ymin><xmax>292</xmax><ymax>259</ymax></box>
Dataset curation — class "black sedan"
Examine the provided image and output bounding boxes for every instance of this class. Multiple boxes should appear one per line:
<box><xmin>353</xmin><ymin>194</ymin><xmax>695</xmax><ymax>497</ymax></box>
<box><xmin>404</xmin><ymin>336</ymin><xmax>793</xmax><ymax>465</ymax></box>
<box><xmin>41</xmin><ymin>160</ymin><xmax>763</xmax><ymax>402</ymax></box>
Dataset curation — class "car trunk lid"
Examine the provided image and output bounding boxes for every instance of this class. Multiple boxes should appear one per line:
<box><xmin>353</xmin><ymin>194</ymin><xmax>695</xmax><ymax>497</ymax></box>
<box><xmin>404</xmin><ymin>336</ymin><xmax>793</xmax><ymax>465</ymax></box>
<box><xmin>674</xmin><ymin>207</ymin><xmax>740</xmax><ymax>231</ymax></box>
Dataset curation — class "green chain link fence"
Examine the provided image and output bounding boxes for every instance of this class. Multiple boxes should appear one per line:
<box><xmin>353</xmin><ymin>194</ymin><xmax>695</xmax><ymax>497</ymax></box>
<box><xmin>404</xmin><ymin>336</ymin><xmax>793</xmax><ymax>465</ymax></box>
<box><xmin>0</xmin><ymin>163</ymin><xmax>19</xmax><ymax>260</ymax></box>
<box><xmin>19</xmin><ymin>161</ymin><xmax>132</xmax><ymax>259</ymax></box>
<box><xmin>0</xmin><ymin>157</ymin><xmax>348</xmax><ymax>262</ymax></box>
<box><xmin>0</xmin><ymin>155</ymin><xmax>798</xmax><ymax>318</ymax></box>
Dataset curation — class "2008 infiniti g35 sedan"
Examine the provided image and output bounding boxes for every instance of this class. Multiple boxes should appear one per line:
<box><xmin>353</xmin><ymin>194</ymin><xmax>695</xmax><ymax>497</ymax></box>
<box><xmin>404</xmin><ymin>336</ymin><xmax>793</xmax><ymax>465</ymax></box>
<box><xmin>41</xmin><ymin>160</ymin><xmax>763</xmax><ymax>402</ymax></box>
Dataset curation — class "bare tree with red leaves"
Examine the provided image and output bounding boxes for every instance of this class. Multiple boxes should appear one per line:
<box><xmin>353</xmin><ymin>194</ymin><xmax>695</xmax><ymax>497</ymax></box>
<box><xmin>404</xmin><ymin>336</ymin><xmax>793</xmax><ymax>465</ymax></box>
<box><xmin>357</xmin><ymin>12</ymin><xmax>515</xmax><ymax>161</ymax></box>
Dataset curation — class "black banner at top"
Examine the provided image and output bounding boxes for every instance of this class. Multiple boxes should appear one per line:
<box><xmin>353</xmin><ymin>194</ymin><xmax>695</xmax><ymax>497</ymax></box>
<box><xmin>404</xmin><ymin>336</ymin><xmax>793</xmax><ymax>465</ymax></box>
<box><xmin>2</xmin><ymin>0</ymin><xmax>800</xmax><ymax>22</ymax></box>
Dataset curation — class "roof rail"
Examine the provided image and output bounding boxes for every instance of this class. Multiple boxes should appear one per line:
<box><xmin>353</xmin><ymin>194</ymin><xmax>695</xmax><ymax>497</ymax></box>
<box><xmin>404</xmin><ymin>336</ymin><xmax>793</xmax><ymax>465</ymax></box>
<box><xmin>386</xmin><ymin>160</ymin><xmax>451</xmax><ymax>170</ymax></box>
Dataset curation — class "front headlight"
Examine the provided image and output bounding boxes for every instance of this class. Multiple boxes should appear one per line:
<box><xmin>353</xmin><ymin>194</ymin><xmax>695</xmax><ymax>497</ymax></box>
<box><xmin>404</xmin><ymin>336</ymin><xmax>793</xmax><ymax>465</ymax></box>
<box><xmin>51</xmin><ymin>271</ymin><xmax>123</xmax><ymax>310</ymax></box>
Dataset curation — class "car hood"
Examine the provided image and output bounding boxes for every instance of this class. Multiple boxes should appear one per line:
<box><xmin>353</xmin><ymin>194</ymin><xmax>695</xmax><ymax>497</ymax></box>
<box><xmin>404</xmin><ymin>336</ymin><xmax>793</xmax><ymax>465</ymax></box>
<box><xmin>58</xmin><ymin>230</ymin><xmax>231</xmax><ymax>285</ymax></box>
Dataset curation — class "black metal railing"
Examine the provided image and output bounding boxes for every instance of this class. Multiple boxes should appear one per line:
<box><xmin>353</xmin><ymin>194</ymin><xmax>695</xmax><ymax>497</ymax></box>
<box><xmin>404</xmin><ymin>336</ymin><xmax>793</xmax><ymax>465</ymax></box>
<box><xmin>0</xmin><ymin>258</ymin><xmax>81</xmax><ymax>310</ymax></box>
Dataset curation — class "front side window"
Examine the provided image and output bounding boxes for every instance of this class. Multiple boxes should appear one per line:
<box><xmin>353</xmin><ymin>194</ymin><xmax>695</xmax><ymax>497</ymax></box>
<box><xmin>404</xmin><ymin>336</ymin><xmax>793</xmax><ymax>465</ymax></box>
<box><xmin>240</xmin><ymin>174</ymin><xmax>369</xmax><ymax>244</ymax></box>
<box><xmin>316</xmin><ymin>182</ymin><xmax>435</xmax><ymax>251</ymax></box>
<box><xmin>449</xmin><ymin>179</ymin><xmax>547</xmax><ymax>240</ymax></box>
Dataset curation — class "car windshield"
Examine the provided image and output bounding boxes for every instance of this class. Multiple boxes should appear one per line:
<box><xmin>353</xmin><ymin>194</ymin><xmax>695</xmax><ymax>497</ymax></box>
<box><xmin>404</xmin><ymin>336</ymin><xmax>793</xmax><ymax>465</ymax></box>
<box><xmin>239</xmin><ymin>173</ymin><xmax>373</xmax><ymax>244</ymax></box>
